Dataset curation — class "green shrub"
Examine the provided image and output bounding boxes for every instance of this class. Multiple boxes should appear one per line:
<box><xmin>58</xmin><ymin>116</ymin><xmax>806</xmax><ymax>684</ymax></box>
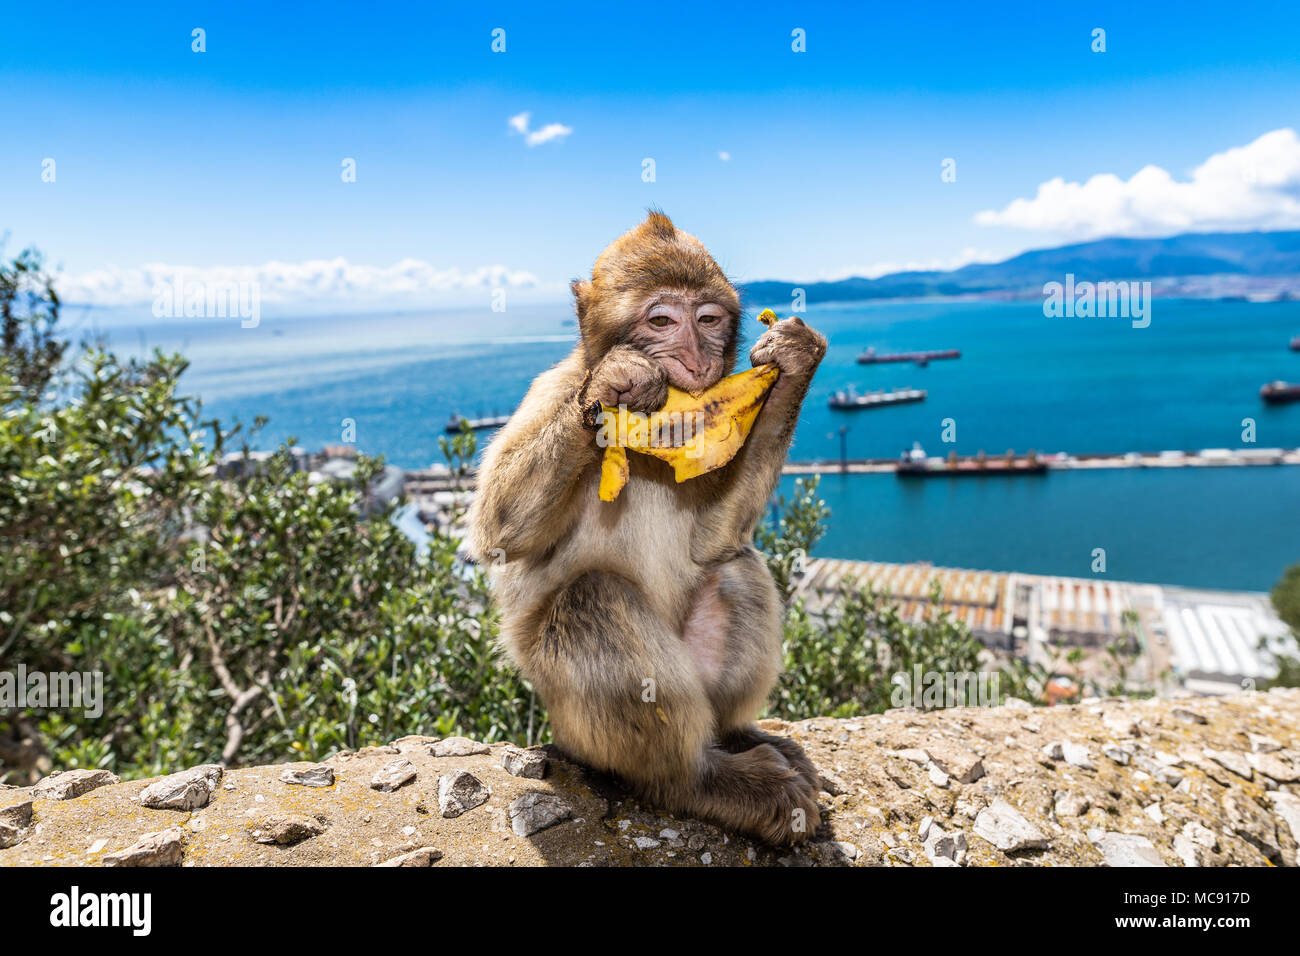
<box><xmin>2</xmin><ymin>244</ymin><xmax>1005</xmax><ymax>783</ymax></box>
<box><xmin>1265</xmin><ymin>562</ymin><xmax>1300</xmax><ymax>689</ymax></box>
<box><xmin>1</xmin><ymin>250</ymin><xmax>538</xmax><ymax>782</ymax></box>
<box><xmin>755</xmin><ymin>477</ymin><xmax>987</xmax><ymax>719</ymax></box>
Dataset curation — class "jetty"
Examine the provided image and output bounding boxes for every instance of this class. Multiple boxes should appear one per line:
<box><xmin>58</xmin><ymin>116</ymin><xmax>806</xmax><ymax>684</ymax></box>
<box><xmin>781</xmin><ymin>446</ymin><xmax>1300</xmax><ymax>476</ymax></box>
<box><xmin>397</xmin><ymin>447</ymin><xmax>1300</xmax><ymax>519</ymax></box>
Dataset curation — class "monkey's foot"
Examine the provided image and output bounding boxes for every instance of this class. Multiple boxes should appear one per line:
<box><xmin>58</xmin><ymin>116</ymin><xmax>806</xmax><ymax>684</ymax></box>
<box><xmin>695</xmin><ymin>743</ymin><xmax>822</xmax><ymax>847</ymax></box>
<box><xmin>720</xmin><ymin>726</ymin><xmax>823</xmax><ymax>797</ymax></box>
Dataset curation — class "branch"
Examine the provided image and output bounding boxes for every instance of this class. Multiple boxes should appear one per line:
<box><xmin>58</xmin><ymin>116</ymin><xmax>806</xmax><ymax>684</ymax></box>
<box><xmin>205</xmin><ymin>623</ymin><xmax>263</xmax><ymax>765</ymax></box>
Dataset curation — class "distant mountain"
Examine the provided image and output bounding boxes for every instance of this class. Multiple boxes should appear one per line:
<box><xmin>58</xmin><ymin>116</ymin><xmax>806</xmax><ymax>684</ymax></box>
<box><xmin>742</xmin><ymin>230</ymin><xmax>1300</xmax><ymax>304</ymax></box>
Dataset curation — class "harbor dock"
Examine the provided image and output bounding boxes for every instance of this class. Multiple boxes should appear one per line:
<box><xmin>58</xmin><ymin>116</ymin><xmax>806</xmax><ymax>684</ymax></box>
<box><xmin>781</xmin><ymin>446</ymin><xmax>1300</xmax><ymax>476</ymax></box>
<box><xmin>401</xmin><ymin>447</ymin><xmax>1300</xmax><ymax>507</ymax></box>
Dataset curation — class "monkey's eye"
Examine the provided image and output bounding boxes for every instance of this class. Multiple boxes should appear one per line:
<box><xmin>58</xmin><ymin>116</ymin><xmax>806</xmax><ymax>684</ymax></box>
<box><xmin>648</xmin><ymin>315</ymin><xmax>673</xmax><ymax>328</ymax></box>
<box><xmin>698</xmin><ymin>313</ymin><xmax>721</xmax><ymax>324</ymax></box>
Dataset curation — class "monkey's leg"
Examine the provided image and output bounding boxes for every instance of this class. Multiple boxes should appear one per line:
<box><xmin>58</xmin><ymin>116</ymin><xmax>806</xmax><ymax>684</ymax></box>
<box><xmin>687</xmin><ymin>547</ymin><xmax>781</xmax><ymax>726</ymax></box>
<box><xmin>693</xmin><ymin>547</ymin><xmax>824</xmax><ymax>796</ymax></box>
<box><xmin>529</xmin><ymin>570</ymin><xmax>819</xmax><ymax>846</ymax></box>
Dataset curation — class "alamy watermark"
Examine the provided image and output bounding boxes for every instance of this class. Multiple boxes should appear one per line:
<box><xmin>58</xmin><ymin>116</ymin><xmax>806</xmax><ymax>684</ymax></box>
<box><xmin>890</xmin><ymin>665</ymin><xmax>1001</xmax><ymax>709</ymax></box>
<box><xmin>593</xmin><ymin>406</ymin><xmax>706</xmax><ymax>458</ymax></box>
<box><xmin>50</xmin><ymin>886</ymin><xmax>151</xmax><ymax>936</ymax></box>
<box><xmin>1043</xmin><ymin>273</ymin><xmax>1151</xmax><ymax>328</ymax></box>
<box><xmin>152</xmin><ymin>272</ymin><xmax>261</xmax><ymax>328</ymax></box>
<box><xmin>0</xmin><ymin>664</ymin><xmax>103</xmax><ymax>718</ymax></box>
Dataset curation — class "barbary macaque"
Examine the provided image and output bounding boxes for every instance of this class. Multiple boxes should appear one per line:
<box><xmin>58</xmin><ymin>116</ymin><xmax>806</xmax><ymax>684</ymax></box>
<box><xmin>468</xmin><ymin>211</ymin><xmax>827</xmax><ymax>845</ymax></box>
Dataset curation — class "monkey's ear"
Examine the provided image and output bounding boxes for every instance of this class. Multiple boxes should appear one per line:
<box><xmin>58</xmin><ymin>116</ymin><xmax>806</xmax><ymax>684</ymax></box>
<box><xmin>570</xmin><ymin>279</ymin><xmax>592</xmax><ymax>321</ymax></box>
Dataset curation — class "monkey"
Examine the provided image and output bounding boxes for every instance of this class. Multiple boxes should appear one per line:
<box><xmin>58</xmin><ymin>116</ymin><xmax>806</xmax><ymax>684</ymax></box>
<box><xmin>467</xmin><ymin>211</ymin><xmax>827</xmax><ymax>845</ymax></box>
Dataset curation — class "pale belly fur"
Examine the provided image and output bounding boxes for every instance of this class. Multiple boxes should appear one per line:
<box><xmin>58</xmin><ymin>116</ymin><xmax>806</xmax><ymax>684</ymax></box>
<box><xmin>495</xmin><ymin>467</ymin><xmax>727</xmax><ymax>685</ymax></box>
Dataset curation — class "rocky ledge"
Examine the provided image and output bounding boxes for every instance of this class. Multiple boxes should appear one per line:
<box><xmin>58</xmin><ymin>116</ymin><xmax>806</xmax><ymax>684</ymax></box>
<box><xmin>2</xmin><ymin>689</ymin><xmax>1299</xmax><ymax>867</ymax></box>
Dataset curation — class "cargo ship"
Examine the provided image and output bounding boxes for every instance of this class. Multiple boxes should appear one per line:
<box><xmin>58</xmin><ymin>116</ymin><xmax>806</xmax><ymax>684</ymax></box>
<box><xmin>1260</xmin><ymin>381</ymin><xmax>1300</xmax><ymax>405</ymax></box>
<box><xmin>857</xmin><ymin>346</ymin><xmax>961</xmax><ymax>366</ymax></box>
<box><xmin>828</xmin><ymin>386</ymin><xmax>926</xmax><ymax>410</ymax></box>
<box><xmin>446</xmin><ymin>413</ymin><xmax>512</xmax><ymax>433</ymax></box>
<box><xmin>895</xmin><ymin>443</ymin><xmax>1048</xmax><ymax>477</ymax></box>
<box><xmin>1290</xmin><ymin>335</ymin><xmax>1300</xmax><ymax>351</ymax></box>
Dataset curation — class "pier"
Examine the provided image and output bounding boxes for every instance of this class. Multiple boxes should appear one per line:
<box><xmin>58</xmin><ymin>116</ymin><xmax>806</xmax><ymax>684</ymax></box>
<box><xmin>400</xmin><ymin>447</ymin><xmax>1300</xmax><ymax>503</ymax></box>
<box><xmin>781</xmin><ymin>446</ymin><xmax>1300</xmax><ymax>476</ymax></box>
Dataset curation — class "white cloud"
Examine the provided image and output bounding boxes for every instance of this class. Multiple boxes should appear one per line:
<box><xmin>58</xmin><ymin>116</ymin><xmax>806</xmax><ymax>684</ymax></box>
<box><xmin>507</xmin><ymin>111</ymin><xmax>573</xmax><ymax>147</ymax></box>
<box><xmin>975</xmin><ymin>128</ymin><xmax>1300</xmax><ymax>239</ymax></box>
<box><xmin>525</xmin><ymin>123</ymin><xmax>573</xmax><ymax>147</ymax></box>
<box><xmin>820</xmin><ymin>247</ymin><xmax>1001</xmax><ymax>281</ymax></box>
<box><xmin>507</xmin><ymin>111</ymin><xmax>531</xmax><ymax>135</ymax></box>
<box><xmin>718</xmin><ymin>151</ymin><xmax>731</xmax><ymax>162</ymax></box>
<box><xmin>56</xmin><ymin>258</ymin><xmax>541</xmax><ymax>307</ymax></box>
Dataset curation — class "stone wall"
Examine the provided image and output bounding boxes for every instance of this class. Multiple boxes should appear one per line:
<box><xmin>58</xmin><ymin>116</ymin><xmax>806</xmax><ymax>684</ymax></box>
<box><xmin>2</xmin><ymin>689</ymin><xmax>1298</xmax><ymax>867</ymax></box>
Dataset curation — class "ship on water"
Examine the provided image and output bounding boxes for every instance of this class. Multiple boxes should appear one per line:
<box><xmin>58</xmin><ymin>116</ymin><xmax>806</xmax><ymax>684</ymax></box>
<box><xmin>857</xmin><ymin>346</ymin><xmax>961</xmax><ymax>366</ymax></box>
<box><xmin>1290</xmin><ymin>334</ymin><xmax>1300</xmax><ymax>351</ymax></box>
<box><xmin>895</xmin><ymin>443</ymin><xmax>1047</xmax><ymax>477</ymax></box>
<box><xmin>829</xmin><ymin>385</ymin><xmax>927</xmax><ymax>410</ymax></box>
<box><xmin>445</xmin><ymin>413</ymin><xmax>512</xmax><ymax>433</ymax></box>
<box><xmin>1260</xmin><ymin>381</ymin><xmax>1300</xmax><ymax>404</ymax></box>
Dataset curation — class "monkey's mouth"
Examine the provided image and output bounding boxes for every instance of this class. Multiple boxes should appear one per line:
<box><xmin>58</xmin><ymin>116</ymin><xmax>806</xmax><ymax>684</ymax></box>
<box><xmin>662</xmin><ymin>358</ymin><xmax>721</xmax><ymax>396</ymax></box>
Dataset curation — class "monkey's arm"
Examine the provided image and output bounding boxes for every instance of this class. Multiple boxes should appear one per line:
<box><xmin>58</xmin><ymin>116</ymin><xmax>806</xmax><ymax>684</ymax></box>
<box><xmin>691</xmin><ymin>317</ymin><xmax>826</xmax><ymax>563</ymax></box>
<box><xmin>467</xmin><ymin>357</ymin><xmax>598</xmax><ymax>563</ymax></box>
<box><xmin>468</xmin><ymin>345</ymin><xmax>668</xmax><ymax>562</ymax></box>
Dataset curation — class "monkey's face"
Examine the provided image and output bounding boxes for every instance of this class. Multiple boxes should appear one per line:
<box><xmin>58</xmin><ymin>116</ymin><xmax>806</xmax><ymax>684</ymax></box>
<box><xmin>573</xmin><ymin>211</ymin><xmax>742</xmax><ymax>385</ymax></box>
<box><xmin>625</xmin><ymin>292</ymin><xmax>735</xmax><ymax>394</ymax></box>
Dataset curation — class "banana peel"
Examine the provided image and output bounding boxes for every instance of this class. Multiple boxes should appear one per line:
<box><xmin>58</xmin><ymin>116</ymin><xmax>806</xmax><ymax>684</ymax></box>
<box><xmin>596</xmin><ymin>309</ymin><xmax>783</xmax><ymax>501</ymax></box>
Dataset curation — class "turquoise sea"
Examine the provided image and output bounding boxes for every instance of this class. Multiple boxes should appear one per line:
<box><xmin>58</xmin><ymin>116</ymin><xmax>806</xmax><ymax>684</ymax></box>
<box><xmin>84</xmin><ymin>297</ymin><xmax>1300</xmax><ymax>591</ymax></box>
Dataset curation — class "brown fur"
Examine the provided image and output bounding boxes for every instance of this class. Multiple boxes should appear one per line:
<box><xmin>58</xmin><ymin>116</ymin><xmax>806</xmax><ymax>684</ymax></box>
<box><xmin>468</xmin><ymin>211</ymin><xmax>827</xmax><ymax>845</ymax></box>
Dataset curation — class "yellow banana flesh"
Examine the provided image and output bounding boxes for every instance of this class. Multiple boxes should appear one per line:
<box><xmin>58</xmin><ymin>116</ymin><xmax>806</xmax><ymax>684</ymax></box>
<box><xmin>596</xmin><ymin>310</ymin><xmax>783</xmax><ymax>501</ymax></box>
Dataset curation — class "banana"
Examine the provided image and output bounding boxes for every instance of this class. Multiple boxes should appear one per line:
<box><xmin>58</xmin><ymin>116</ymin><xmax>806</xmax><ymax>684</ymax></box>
<box><xmin>596</xmin><ymin>310</ymin><xmax>783</xmax><ymax>501</ymax></box>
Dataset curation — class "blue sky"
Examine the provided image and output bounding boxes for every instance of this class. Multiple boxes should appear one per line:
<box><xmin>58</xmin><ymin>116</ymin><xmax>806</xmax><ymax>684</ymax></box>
<box><xmin>3</xmin><ymin>0</ymin><xmax>1299</xmax><ymax>308</ymax></box>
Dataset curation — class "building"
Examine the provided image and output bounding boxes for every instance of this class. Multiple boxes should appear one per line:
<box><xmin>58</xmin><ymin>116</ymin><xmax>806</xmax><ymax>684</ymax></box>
<box><xmin>308</xmin><ymin>454</ymin><xmax>405</xmax><ymax>516</ymax></box>
<box><xmin>792</xmin><ymin>558</ymin><xmax>1296</xmax><ymax>695</ymax></box>
<box><xmin>1157</xmin><ymin>586</ymin><xmax>1293</xmax><ymax>693</ymax></box>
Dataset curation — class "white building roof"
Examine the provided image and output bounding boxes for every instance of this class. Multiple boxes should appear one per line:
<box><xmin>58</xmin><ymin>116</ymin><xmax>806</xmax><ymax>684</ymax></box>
<box><xmin>1161</xmin><ymin>587</ymin><xmax>1295</xmax><ymax>682</ymax></box>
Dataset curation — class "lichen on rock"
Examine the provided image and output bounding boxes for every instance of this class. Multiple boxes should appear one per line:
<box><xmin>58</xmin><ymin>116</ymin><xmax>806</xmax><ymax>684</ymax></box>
<box><xmin>1</xmin><ymin>690</ymin><xmax>1297</xmax><ymax>867</ymax></box>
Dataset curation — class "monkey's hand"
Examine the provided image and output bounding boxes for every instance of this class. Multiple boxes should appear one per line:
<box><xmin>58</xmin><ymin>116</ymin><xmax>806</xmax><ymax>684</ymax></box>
<box><xmin>749</xmin><ymin>316</ymin><xmax>827</xmax><ymax>382</ymax></box>
<box><xmin>588</xmin><ymin>345</ymin><xmax>669</xmax><ymax>413</ymax></box>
